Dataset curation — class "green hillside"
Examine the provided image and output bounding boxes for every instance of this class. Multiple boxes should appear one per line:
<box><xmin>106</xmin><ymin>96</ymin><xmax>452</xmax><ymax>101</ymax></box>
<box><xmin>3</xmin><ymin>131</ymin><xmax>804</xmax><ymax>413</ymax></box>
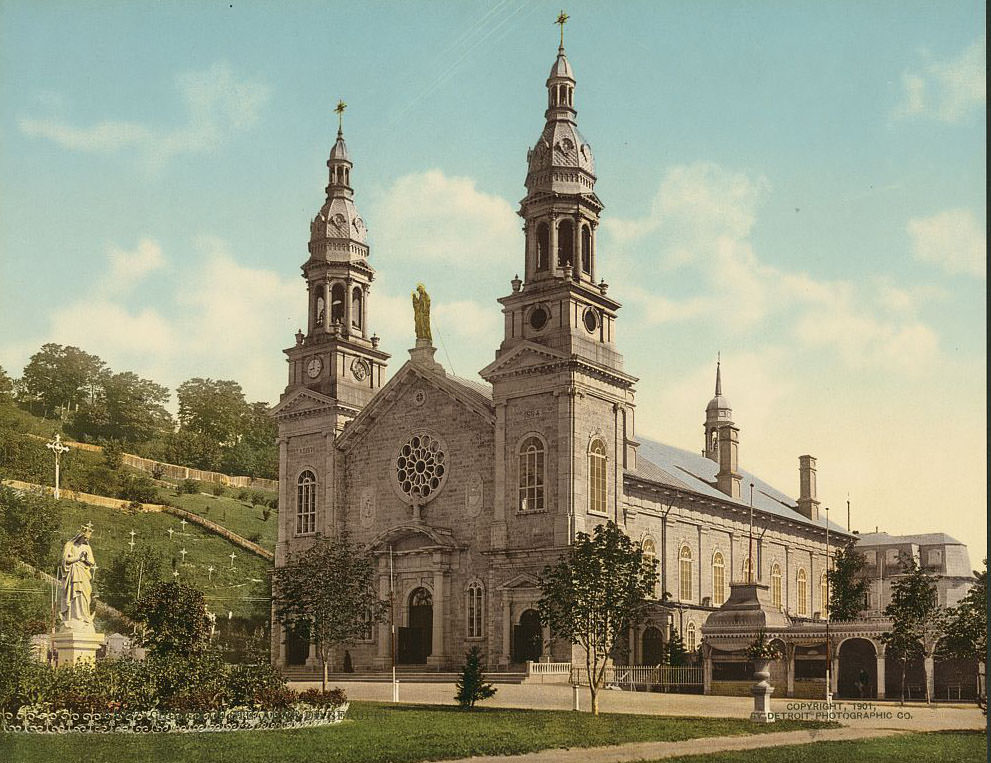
<box><xmin>58</xmin><ymin>499</ymin><xmax>273</xmax><ymax>622</ymax></box>
<box><xmin>152</xmin><ymin>484</ymin><xmax>279</xmax><ymax>552</ymax></box>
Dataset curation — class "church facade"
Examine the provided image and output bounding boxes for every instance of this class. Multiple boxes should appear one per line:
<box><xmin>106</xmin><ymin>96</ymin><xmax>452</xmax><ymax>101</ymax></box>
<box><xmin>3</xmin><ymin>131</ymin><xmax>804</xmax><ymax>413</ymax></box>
<box><xmin>270</xmin><ymin>39</ymin><xmax>852</xmax><ymax>673</ymax></box>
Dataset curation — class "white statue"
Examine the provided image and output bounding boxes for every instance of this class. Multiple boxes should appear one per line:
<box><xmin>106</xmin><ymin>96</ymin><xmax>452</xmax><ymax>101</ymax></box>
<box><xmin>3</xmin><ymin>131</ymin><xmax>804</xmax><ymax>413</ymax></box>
<box><xmin>57</xmin><ymin>523</ymin><xmax>97</xmax><ymax>632</ymax></box>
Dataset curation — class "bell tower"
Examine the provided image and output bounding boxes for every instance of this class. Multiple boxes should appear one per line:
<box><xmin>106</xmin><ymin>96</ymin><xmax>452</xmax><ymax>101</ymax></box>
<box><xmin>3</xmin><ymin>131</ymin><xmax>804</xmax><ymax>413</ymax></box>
<box><xmin>704</xmin><ymin>357</ymin><xmax>734</xmax><ymax>461</ymax></box>
<box><xmin>280</xmin><ymin>104</ymin><xmax>389</xmax><ymax>429</ymax></box>
<box><xmin>481</xmin><ymin>21</ymin><xmax>638</xmax><ymax>549</ymax></box>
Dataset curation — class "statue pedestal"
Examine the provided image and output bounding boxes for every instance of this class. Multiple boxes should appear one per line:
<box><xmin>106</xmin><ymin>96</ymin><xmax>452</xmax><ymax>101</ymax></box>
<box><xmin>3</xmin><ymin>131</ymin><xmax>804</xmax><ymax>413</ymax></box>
<box><xmin>408</xmin><ymin>339</ymin><xmax>444</xmax><ymax>373</ymax></box>
<box><xmin>750</xmin><ymin>659</ymin><xmax>775</xmax><ymax>723</ymax></box>
<box><xmin>53</xmin><ymin>630</ymin><xmax>105</xmax><ymax>666</ymax></box>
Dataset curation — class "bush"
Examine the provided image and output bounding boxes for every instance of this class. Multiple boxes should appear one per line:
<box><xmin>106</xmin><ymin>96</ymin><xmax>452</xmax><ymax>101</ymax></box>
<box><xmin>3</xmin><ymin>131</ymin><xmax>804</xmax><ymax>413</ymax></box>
<box><xmin>179</xmin><ymin>479</ymin><xmax>200</xmax><ymax>495</ymax></box>
<box><xmin>237</xmin><ymin>488</ymin><xmax>252</xmax><ymax>502</ymax></box>
<box><xmin>118</xmin><ymin>473</ymin><xmax>158</xmax><ymax>503</ymax></box>
<box><xmin>298</xmin><ymin>687</ymin><xmax>347</xmax><ymax>707</ymax></box>
<box><xmin>151</xmin><ymin>463</ymin><xmax>165</xmax><ymax>480</ymax></box>
<box><xmin>210</xmin><ymin>482</ymin><xmax>226</xmax><ymax>497</ymax></box>
<box><xmin>81</xmin><ymin>464</ymin><xmax>121</xmax><ymax>497</ymax></box>
<box><xmin>248</xmin><ymin>532</ymin><xmax>262</xmax><ymax>544</ymax></box>
<box><xmin>262</xmin><ymin>507</ymin><xmax>272</xmax><ymax>522</ymax></box>
<box><xmin>102</xmin><ymin>439</ymin><xmax>124</xmax><ymax>470</ymax></box>
<box><xmin>455</xmin><ymin>647</ymin><xmax>496</xmax><ymax>709</ymax></box>
<box><xmin>250</xmin><ymin>490</ymin><xmax>266</xmax><ymax>507</ymax></box>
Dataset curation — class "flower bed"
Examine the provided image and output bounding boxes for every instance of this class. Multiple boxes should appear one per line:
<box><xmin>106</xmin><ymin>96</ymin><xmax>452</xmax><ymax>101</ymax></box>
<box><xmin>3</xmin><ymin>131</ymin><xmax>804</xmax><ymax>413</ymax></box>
<box><xmin>1</xmin><ymin>702</ymin><xmax>349</xmax><ymax>733</ymax></box>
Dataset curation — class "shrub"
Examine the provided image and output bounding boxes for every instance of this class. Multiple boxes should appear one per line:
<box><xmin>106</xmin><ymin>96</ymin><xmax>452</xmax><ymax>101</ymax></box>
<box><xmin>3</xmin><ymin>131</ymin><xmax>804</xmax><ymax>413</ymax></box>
<box><xmin>133</xmin><ymin>582</ymin><xmax>212</xmax><ymax>659</ymax></box>
<box><xmin>250</xmin><ymin>490</ymin><xmax>266</xmax><ymax>507</ymax></box>
<box><xmin>248</xmin><ymin>532</ymin><xmax>262</xmax><ymax>544</ymax></box>
<box><xmin>179</xmin><ymin>479</ymin><xmax>200</xmax><ymax>495</ymax></box>
<box><xmin>237</xmin><ymin>488</ymin><xmax>252</xmax><ymax>502</ymax></box>
<box><xmin>80</xmin><ymin>464</ymin><xmax>120</xmax><ymax>497</ymax></box>
<box><xmin>151</xmin><ymin>463</ymin><xmax>165</xmax><ymax>480</ymax></box>
<box><xmin>262</xmin><ymin>507</ymin><xmax>272</xmax><ymax>522</ymax></box>
<box><xmin>102</xmin><ymin>439</ymin><xmax>124</xmax><ymax>470</ymax></box>
<box><xmin>118</xmin><ymin>473</ymin><xmax>158</xmax><ymax>503</ymax></box>
<box><xmin>454</xmin><ymin>646</ymin><xmax>496</xmax><ymax>709</ymax></box>
<box><xmin>210</xmin><ymin>483</ymin><xmax>226</xmax><ymax>497</ymax></box>
<box><xmin>298</xmin><ymin>687</ymin><xmax>347</xmax><ymax>707</ymax></box>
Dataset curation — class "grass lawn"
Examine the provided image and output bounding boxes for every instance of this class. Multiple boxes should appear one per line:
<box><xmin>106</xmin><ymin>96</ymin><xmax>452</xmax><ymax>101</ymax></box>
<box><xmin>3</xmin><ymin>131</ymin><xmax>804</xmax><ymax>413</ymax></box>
<box><xmin>59</xmin><ymin>500</ymin><xmax>272</xmax><ymax>622</ymax></box>
<box><xmin>657</xmin><ymin>730</ymin><xmax>987</xmax><ymax>763</ymax></box>
<box><xmin>156</xmin><ymin>486</ymin><xmax>279</xmax><ymax>552</ymax></box>
<box><xmin>0</xmin><ymin>701</ymin><xmax>835</xmax><ymax>763</ymax></box>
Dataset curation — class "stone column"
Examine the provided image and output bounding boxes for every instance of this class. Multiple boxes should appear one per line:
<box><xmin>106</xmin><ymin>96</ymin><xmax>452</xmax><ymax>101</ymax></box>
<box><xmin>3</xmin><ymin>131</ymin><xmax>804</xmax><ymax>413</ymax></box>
<box><xmin>344</xmin><ymin>279</ymin><xmax>353</xmax><ymax>334</ymax></box>
<box><xmin>924</xmin><ymin>654</ymin><xmax>935</xmax><ymax>701</ymax></box>
<box><xmin>786</xmin><ymin>643</ymin><xmax>795</xmax><ymax>697</ymax></box>
<box><xmin>702</xmin><ymin>643</ymin><xmax>713</xmax><ymax>695</ymax></box>
<box><xmin>501</xmin><ymin>596</ymin><xmax>512</xmax><ymax>667</ymax></box>
<box><xmin>550</xmin><ymin>216</ymin><xmax>559</xmax><ymax>275</ymax></box>
<box><xmin>276</xmin><ymin>438</ymin><xmax>289</xmax><ymax>566</ymax></box>
<box><xmin>323</xmin><ymin>280</ymin><xmax>331</xmax><ymax>331</ymax></box>
<box><xmin>428</xmin><ymin>561</ymin><xmax>447</xmax><ymax>667</ymax></box>
<box><xmin>831</xmin><ymin>654</ymin><xmax>840</xmax><ymax>696</ymax></box>
<box><xmin>361</xmin><ymin>286</ymin><xmax>369</xmax><ymax>339</ymax></box>
<box><xmin>491</xmin><ymin>403</ymin><xmax>507</xmax><ymax>548</ymax></box>
<box><xmin>876</xmin><ymin>644</ymin><xmax>886</xmax><ymax>699</ymax></box>
<box><xmin>628</xmin><ymin>627</ymin><xmax>636</xmax><ymax>666</ymax></box>
<box><xmin>589</xmin><ymin>222</ymin><xmax>597</xmax><ymax>283</ymax></box>
<box><xmin>541</xmin><ymin>624</ymin><xmax>551</xmax><ymax>661</ymax></box>
<box><xmin>572</xmin><ymin>215</ymin><xmax>581</xmax><ymax>280</ymax></box>
<box><xmin>306</xmin><ymin>635</ymin><xmax>317</xmax><ymax>668</ymax></box>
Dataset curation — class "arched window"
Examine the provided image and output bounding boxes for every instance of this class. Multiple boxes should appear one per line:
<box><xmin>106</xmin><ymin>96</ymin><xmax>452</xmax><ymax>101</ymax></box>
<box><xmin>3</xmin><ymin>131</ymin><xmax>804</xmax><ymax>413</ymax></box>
<box><xmin>642</xmin><ymin>537</ymin><xmax>657</xmax><ymax>597</ymax></box>
<box><xmin>331</xmin><ymin>283</ymin><xmax>345</xmax><ymax>324</ymax></box>
<box><xmin>351</xmin><ymin>287</ymin><xmax>363</xmax><ymax>330</ymax></box>
<box><xmin>742</xmin><ymin>556</ymin><xmax>754</xmax><ymax>584</ymax></box>
<box><xmin>518</xmin><ymin>436</ymin><xmax>545</xmax><ymax>512</ymax></box>
<box><xmin>771</xmin><ymin>563</ymin><xmax>782</xmax><ymax>609</ymax></box>
<box><xmin>557</xmin><ymin>219</ymin><xmax>574</xmax><ymax>268</ymax></box>
<box><xmin>466</xmin><ymin>581</ymin><xmax>484</xmax><ymax>638</ymax></box>
<box><xmin>536</xmin><ymin>222</ymin><xmax>549</xmax><ymax>271</ymax></box>
<box><xmin>588</xmin><ymin>439</ymin><xmax>607</xmax><ymax>514</ymax></box>
<box><xmin>315</xmin><ymin>294</ymin><xmax>325</xmax><ymax>326</ymax></box>
<box><xmin>712</xmin><ymin>552</ymin><xmax>725</xmax><ymax>606</ymax></box>
<box><xmin>796</xmin><ymin>568</ymin><xmax>808</xmax><ymax>617</ymax></box>
<box><xmin>820</xmin><ymin>571</ymin><xmax>829</xmax><ymax>619</ymax></box>
<box><xmin>581</xmin><ymin>225</ymin><xmax>591</xmax><ymax>273</ymax></box>
<box><xmin>679</xmin><ymin>545</ymin><xmax>693</xmax><ymax>602</ymax></box>
<box><xmin>686</xmin><ymin>621</ymin><xmax>697</xmax><ymax>653</ymax></box>
<box><xmin>296</xmin><ymin>470</ymin><xmax>317</xmax><ymax>535</ymax></box>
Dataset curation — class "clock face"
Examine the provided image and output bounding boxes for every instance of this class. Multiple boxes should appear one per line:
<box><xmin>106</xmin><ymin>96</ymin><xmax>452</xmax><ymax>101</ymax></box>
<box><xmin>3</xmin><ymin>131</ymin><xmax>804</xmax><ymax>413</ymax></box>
<box><xmin>306</xmin><ymin>357</ymin><xmax>323</xmax><ymax>378</ymax></box>
<box><xmin>351</xmin><ymin>357</ymin><xmax>369</xmax><ymax>381</ymax></box>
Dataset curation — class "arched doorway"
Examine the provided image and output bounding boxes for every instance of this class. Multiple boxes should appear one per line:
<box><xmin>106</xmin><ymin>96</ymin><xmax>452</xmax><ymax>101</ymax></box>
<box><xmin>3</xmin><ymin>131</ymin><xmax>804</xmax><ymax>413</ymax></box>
<box><xmin>286</xmin><ymin>622</ymin><xmax>310</xmax><ymax>666</ymax></box>
<box><xmin>513</xmin><ymin>609</ymin><xmax>543</xmax><ymax>663</ymax></box>
<box><xmin>399</xmin><ymin>587</ymin><xmax>433</xmax><ymax>664</ymax></box>
<box><xmin>642</xmin><ymin>627</ymin><xmax>664</xmax><ymax>665</ymax></box>
<box><xmin>838</xmin><ymin>638</ymin><xmax>877</xmax><ymax>698</ymax></box>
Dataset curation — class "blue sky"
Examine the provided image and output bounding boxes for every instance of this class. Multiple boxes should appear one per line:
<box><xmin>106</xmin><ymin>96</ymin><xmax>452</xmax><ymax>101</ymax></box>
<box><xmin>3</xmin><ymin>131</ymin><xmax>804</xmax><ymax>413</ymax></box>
<box><xmin>0</xmin><ymin>1</ymin><xmax>985</xmax><ymax>561</ymax></box>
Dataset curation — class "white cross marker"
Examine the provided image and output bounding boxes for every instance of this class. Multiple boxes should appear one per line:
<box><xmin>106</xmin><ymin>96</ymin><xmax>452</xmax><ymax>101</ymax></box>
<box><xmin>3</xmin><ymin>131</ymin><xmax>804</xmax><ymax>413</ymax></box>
<box><xmin>229</xmin><ymin>551</ymin><xmax>236</xmax><ymax>569</ymax></box>
<box><xmin>180</xmin><ymin>519</ymin><xmax>187</xmax><ymax>530</ymax></box>
<box><xmin>207</xmin><ymin>565</ymin><xmax>215</xmax><ymax>581</ymax></box>
<box><xmin>180</xmin><ymin>548</ymin><xmax>187</xmax><ymax>563</ymax></box>
<box><xmin>167</xmin><ymin>528</ymin><xmax>174</xmax><ymax>540</ymax></box>
<box><xmin>128</xmin><ymin>530</ymin><xmax>136</xmax><ymax>551</ymax></box>
<box><xmin>45</xmin><ymin>434</ymin><xmax>70</xmax><ymax>500</ymax></box>
<box><xmin>172</xmin><ymin>569</ymin><xmax>179</xmax><ymax>580</ymax></box>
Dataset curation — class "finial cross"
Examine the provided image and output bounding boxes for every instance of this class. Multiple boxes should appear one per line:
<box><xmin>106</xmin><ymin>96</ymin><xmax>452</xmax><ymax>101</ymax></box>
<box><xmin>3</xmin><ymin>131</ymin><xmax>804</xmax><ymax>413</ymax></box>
<box><xmin>555</xmin><ymin>10</ymin><xmax>569</xmax><ymax>47</ymax></box>
<box><xmin>335</xmin><ymin>99</ymin><xmax>347</xmax><ymax>132</ymax></box>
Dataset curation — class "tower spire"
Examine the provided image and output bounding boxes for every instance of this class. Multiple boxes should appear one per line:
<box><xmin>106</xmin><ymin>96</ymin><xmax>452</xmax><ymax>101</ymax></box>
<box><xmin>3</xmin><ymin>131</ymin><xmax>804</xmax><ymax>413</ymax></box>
<box><xmin>555</xmin><ymin>10</ymin><xmax>569</xmax><ymax>49</ymax></box>
<box><xmin>715</xmin><ymin>353</ymin><xmax>722</xmax><ymax>396</ymax></box>
<box><xmin>334</xmin><ymin>99</ymin><xmax>347</xmax><ymax>136</ymax></box>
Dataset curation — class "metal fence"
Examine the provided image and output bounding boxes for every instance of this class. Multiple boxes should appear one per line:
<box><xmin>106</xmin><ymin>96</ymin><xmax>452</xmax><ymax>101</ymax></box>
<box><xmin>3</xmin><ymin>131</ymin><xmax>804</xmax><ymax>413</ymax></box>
<box><xmin>570</xmin><ymin>664</ymin><xmax>703</xmax><ymax>690</ymax></box>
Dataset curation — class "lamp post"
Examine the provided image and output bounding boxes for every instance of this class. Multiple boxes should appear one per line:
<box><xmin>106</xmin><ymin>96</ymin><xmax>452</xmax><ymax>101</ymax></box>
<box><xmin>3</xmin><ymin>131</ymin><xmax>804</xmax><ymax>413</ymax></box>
<box><xmin>45</xmin><ymin>434</ymin><xmax>70</xmax><ymax>500</ymax></box>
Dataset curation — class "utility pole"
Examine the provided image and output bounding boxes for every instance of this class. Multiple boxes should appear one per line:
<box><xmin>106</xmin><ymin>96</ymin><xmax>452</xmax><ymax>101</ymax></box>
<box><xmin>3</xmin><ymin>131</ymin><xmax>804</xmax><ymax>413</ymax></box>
<box><xmin>825</xmin><ymin>505</ymin><xmax>832</xmax><ymax>706</ymax></box>
<box><xmin>390</xmin><ymin>545</ymin><xmax>398</xmax><ymax>703</ymax></box>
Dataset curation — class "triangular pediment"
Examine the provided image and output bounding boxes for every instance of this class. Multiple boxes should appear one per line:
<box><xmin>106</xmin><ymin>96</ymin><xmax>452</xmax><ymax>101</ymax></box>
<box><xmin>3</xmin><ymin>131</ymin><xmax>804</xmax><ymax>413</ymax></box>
<box><xmin>335</xmin><ymin>360</ymin><xmax>495</xmax><ymax>452</ymax></box>
<box><xmin>269</xmin><ymin>388</ymin><xmax>337</xmax><ymax>420</ymax></box>
<box><xmin>367</xmin><ymin>522</ymin><xmax>461</xmax><ymax>552</ymax></box>
<box><xmin>479</xmin><ymin>342</ymin><xmax>568</xmax><ymax>380</ymax></box>
<box><xmin>497</xmin><ymin>572</ymin><xmax>542</xmax><ymax>591</ymax></box>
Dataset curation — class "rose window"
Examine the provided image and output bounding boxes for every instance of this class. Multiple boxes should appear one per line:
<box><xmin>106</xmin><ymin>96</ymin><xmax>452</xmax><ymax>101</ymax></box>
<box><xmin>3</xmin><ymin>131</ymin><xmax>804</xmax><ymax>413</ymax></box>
<box><xmin>394</xmin><ymin>434</ymin><xmax>448</xmax><ymax>502</ymax></box>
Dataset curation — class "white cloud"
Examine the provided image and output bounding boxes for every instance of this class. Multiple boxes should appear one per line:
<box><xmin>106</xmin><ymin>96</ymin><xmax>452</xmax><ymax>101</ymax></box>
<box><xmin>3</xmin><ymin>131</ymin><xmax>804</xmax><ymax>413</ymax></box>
<box><xmin>105</xmin><ymin>238</ymin><xmax>166</xmax><ymax>293</ymax></box>
<box><xmin>603</xmin><ymin>162</ymin><xmax>942</xmax><ymax>372</ymax></box>
<box><xmin>371</xmin><ymin>169</ymin><xmax>518</xmax><ymax>270</ymax></box>
<box><xmin>19</xmin><ymin>62</ymin><xmax>270</xmax><ymax>167</ymax></box>
<box><xmin>908</xmin><ymin>208</ymin><xmax>986</xmax><ymax>278</ymax></box>
<box><xmin>895</xmin><ymin>39</ymin><xmax>985</xmax><ymax>123</ymax></box>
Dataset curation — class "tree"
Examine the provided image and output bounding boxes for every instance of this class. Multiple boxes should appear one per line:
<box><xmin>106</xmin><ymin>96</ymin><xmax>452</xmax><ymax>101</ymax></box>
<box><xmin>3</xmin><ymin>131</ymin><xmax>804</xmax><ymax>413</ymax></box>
<box><xmin>940</xmin><ymin>560</ymin><xmax>987</xmax><ymax>697</ymax></box>
<box><xmin>828</xmin><ymin>541</ymin><xmax>872</xmax><ymax>621</ymax></box>
<box><xmin>272</xmin><ymin>532</ymin><xmax>384</xmax><ymax>691</ymax></box>
<box><xmin>73</xmin><ymin>371</ymin><xmax>172</xmax><ymax>444</ymax></box>
<box><xmin>666</xmin><ymin>628</ymin><xmax>689</xmax><ymax>666</ymax></box>
<box><xmin>20</xmin><ymin>344</ymin><xmax>106</xmax><ymax>418</ymax></box>
<box><xmin>133</xmin><ymin>582</ymin><xmax>212</xmax><ymax>659</ymax></box>
<box><xmin>100</xmin><ymin>546</ymin><xmax>168</xmax><ymax>617</ymax></box>
<box><xmin>538</xmin><ymin>521</ymin><xmax>657</xmax><ymax>715</ymax></box>
<box><xmin>163</xmin><ymin>429</ymin><xmax>224</xmax><ymax>472</ymax></box>
<box><xmin>0</xmin><ymin>365</ymin><xmax>13</xmax><ymax>403</ymax></box>
<box><xmin>455</xmin><ymin>646</ymin><xmax>497</xmax><ymax>709</ymax></box>
<box><xmin>176</xmin><ymin>378</ymin><xmax>248</xmax><ymax>446</ymax></box>
<box><xmin>881</xmin><ymin>554</ymin><xmax>949</xmax><ymax>704</ymax></box>
<box><xmin>0</xmin><ymin>485</ymin><xmax>60</xmax><ymax>573</ymax></box>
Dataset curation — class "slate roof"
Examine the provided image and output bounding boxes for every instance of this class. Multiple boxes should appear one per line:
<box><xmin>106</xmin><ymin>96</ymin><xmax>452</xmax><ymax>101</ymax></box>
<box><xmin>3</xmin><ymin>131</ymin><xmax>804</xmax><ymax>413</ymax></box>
<box><xmin>854</xmin><ymin>531</ymin><xmax>963</xmax><ymax>547</ymax></box>
<box><xmin>630</xmin><ymin>437</ymin><xmax>850</xmax><ymax>535</ymax></box>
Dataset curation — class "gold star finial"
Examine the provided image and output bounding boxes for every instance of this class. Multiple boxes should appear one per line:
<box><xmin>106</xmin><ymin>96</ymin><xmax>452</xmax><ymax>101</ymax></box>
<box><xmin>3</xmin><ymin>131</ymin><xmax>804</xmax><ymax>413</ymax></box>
<box><xmin>334</xmin><ymin>99</ymin><xmax>347</xmax><ymax>133</ymax></box>
<box><xmin>555</xmin><ymin>10</ymin><xmax>569</xmax><ymax>48</ymax></box>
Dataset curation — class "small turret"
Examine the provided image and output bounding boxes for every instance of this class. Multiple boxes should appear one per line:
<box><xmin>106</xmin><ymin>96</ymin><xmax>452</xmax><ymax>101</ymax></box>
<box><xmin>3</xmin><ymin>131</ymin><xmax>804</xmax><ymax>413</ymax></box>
<box><xmin>704</xmin><ymin>356</ymin><xmax>734</xmax><ymax>461</ymax></box>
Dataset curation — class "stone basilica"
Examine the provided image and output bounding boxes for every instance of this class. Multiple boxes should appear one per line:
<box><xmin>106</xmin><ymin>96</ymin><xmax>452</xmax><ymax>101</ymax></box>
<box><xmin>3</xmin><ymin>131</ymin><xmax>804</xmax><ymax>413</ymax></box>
<box><xmin>270</xmin><ymin>39</ymin><xmax>852</xmax><ymax>674</ymax></box>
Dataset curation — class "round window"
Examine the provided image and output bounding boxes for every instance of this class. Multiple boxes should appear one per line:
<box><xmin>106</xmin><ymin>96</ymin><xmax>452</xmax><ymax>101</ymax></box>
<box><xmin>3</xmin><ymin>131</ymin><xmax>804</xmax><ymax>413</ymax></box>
<box><xmin>394</xmin><ymin>433</ymin><xmax>448</xmax><ymax>503</ymax></box>
<box><xmin>583</xmin><ymin>308</ymin><xmax>599</xmax><ymax>333</ymax></box>
<box><xmin>529</xmin><ymin>306</ymin><xmax>549</xmax><ymax>331</ymax></box>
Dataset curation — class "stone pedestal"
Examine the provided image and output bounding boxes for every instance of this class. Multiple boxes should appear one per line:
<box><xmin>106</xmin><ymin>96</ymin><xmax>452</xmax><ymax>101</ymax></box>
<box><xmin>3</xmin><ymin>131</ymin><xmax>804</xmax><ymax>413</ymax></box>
<box><xmin>750</xmin><ymin>659</ymin><xmax>775</xmax><ymax>723</ymax></box>
<box><xmin>53</xmin><ymin>630</ymin><xmax>105</xmax><ymax>666</ymax></box>
<box><xmin>408</xmin><ymin>340</ymin><xmax>444</xmax><ymax>373</ymax></box>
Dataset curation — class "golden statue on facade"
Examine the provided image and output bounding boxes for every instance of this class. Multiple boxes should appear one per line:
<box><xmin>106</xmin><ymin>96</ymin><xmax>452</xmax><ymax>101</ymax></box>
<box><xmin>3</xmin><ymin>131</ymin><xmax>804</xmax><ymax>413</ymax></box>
<box><xmin>411</xmin><ymin>283</ymin><xmax>432</xmax><ymax>342</ymax></box>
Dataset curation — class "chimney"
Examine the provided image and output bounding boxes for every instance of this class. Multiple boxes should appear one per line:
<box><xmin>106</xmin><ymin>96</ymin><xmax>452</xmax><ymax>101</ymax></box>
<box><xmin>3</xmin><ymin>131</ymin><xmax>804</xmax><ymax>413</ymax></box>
<box><xmin>796</xmin><ymin>454</ymin><xmax>820</xmax><ymax>521</ymax></box>
<box><xmin>715</xmin><ymin>424</ymin><xmax>741</xmax><ymax>499</ymax></box>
